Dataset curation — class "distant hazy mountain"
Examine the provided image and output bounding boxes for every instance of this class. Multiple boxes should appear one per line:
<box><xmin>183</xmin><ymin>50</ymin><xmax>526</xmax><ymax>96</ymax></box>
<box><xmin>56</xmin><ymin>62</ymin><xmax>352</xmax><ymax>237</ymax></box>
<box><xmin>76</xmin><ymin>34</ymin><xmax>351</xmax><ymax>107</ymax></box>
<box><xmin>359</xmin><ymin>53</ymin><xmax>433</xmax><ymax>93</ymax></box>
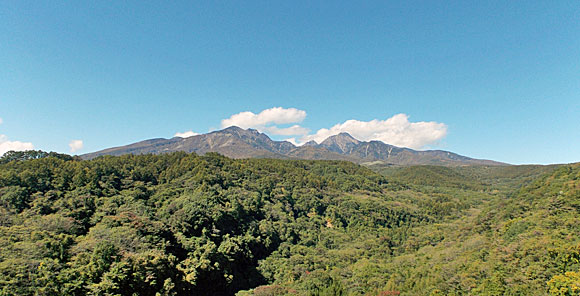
<box><xmin>82</xmin><ymin>126</ymin><xmax>506</xmax><ymax>166</ymax></box>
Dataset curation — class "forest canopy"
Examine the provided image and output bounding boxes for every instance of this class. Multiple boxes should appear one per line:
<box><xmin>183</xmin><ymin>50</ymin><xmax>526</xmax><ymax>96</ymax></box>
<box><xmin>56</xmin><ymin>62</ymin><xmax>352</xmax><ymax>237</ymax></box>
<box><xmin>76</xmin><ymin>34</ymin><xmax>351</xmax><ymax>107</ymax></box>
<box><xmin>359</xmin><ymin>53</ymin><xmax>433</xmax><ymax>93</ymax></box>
<box><xmin>0</xmin><ymin>151</ymin><xmax>578</xmax><ymax>295</ymax></box>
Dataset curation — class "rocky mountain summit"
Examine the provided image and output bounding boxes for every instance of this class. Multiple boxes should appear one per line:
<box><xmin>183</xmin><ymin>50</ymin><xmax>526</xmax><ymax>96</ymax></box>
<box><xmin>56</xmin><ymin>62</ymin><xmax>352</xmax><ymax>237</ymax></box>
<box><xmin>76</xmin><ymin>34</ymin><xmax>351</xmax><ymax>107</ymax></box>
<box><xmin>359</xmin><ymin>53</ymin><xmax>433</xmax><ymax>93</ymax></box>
<box><xmin>82</xmin><ymin>126</ymin><xmax>505</xmax><ymax>166</ymax></box>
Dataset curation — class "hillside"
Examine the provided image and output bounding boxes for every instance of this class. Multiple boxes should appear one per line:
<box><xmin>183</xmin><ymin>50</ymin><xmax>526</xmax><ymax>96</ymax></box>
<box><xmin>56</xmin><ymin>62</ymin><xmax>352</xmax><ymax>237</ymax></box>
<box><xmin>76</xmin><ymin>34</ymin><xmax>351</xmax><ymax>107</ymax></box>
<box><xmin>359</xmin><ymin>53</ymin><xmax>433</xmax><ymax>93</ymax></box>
<box><xmin>0</xmin><ymin>151</ymin><xmax>395</xmax><ymax>295</ymax></box>
<box><xmin>82</xmin><ymin>126</ymin><xmax>505</xmax><ymax>167</ymax></box>
<box><xmin>0</xmin><ymin>151</ymin><xmax>577</xmax><ymax>295</ymax></box>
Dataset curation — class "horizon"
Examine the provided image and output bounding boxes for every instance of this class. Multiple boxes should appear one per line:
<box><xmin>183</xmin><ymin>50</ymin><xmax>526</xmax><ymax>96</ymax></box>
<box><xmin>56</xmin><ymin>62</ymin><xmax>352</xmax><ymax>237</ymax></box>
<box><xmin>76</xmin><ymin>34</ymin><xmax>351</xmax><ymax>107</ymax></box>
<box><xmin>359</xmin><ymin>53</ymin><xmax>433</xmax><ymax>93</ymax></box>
<box><xmin>1</xmin><ymin>1</ymin><xmax>579</xmax><ymax>165</ymax></box>
<box><xmin>78</xmin><ymin>125</ymin><xmax>509</xmax><ymax>166</ymax></box>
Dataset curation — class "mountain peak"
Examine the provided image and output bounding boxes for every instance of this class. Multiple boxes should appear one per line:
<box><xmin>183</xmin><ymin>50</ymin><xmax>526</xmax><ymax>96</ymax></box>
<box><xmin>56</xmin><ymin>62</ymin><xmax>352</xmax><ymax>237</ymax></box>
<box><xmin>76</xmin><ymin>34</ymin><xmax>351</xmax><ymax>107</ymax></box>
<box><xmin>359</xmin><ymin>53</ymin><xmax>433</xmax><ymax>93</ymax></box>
<box><xmin>215</xmin><ymin>126</ymin><xmax>272</xmax><ymax>141</ymax></box>
<box><xmin>322</xmin><ymin>132</ymin><xmax>360</xmax><ymax>144</ymax></box>
<box><xmin>303</xmin><ymin>140</ymin><xmax>319</xmax><ymax>147</ymax></box>
<box><xmin>220</xmin><ymin>126</ymin><xmax>245</xmax><ymax>133</ymax></box>
<box><xmin>320</xmin><ymin>132</ymin><xmax>360</xmax><ymax>154</ymax></box>
<box><xmin>337</xmin><ymin>132</ymin><xmax>357</xmax><ymax>140</ymax></box>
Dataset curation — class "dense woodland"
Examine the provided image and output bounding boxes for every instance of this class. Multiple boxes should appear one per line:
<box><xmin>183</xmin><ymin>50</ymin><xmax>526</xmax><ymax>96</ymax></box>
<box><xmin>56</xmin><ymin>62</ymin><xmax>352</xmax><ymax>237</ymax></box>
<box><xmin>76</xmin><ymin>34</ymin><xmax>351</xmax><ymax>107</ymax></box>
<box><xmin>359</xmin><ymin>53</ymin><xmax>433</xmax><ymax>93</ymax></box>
<box><xmin>0</xmin><ymin>151</ymin><xmax>578</xmax><ymax>295</ymax></box>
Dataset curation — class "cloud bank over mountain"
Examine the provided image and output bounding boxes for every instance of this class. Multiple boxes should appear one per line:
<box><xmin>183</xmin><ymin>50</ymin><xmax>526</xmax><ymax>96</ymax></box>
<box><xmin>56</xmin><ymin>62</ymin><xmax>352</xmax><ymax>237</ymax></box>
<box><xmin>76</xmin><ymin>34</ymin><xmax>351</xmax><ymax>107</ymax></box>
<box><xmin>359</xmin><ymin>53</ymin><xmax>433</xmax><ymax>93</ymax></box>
<box><xmin>174</xmin><ymin>131</ymin><xmax>199</xmax><ymax>138</ymax></box>
<box><xmin>216</xmin><ymin>107</ymin><xmax>446</xmax><ymax>150</ymax></box>
<box><xmin>300</xmin><ymin>114</ymin><xmax>447</xmax><ymax>149</ymax></box>
<box><xmin>221</xmin><ymin>107</ymin><xmax>310</xmax><ymax>136</ymax></box>
<box><xmin>173</xmin><ymin>107</ymin><xmax>447</xmax><ymax>150</ymax></box>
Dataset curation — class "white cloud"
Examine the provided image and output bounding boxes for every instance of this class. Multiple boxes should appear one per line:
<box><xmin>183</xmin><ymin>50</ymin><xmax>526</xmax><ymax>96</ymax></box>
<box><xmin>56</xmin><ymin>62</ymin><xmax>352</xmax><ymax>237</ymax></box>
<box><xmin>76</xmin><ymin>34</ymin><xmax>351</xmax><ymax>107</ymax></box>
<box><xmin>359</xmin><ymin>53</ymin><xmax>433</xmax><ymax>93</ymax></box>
<box><xmin>221</xmin><ymin>107</ymin><xmax>309</xmax><ymax>136</ymax></box>
<box><xmin>0</xmin><ymin>118</ymin><xmax>3</xmax><ymax>125</ymax></box>
<box><xmin>69</xmin><ymin>140</ymin><xmax>84</xmax><ymax>153</ymax></box>
<box><xmin>0</xmin><ymin>135</ymin><xmax>34</xmax><ymax>156</ymax></box>
<box><xmin>219</xmin><ymin>108</ymin><xmax>445</xmax><ymax>149</ymax></box>
<box><xmin>263</xmin><ymin>125</ymin><xmax>310</xmax><ymax>136</ymax></box>
<box><xmin>284</xmin><ymin>137</ymin><xmax>299</xmax><ymax>146</ymax></box>
<box><xmin>174</xmin><ymin>130</ymin><xmax>199</xmax><ymax>138</ymax></box>
<box><xmin>300</xmin><ymin>113</ymin><xmax>447</xmax><ymax>150</ymax></box>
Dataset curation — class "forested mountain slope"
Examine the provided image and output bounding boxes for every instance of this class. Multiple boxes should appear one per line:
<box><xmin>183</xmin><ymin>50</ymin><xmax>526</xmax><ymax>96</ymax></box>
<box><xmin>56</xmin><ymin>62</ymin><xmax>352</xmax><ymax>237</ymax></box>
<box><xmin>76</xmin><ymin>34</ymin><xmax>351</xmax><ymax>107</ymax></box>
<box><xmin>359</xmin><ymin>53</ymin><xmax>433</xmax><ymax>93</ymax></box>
<box><xmin>0</xmin><ymin>151</ymin><xmax>577</xmax><ymax>295</ymax></box>
<box><xmin>354</xmin><ymin>163</ymin><xmax>580</xmax><ymax>295</ymax></box>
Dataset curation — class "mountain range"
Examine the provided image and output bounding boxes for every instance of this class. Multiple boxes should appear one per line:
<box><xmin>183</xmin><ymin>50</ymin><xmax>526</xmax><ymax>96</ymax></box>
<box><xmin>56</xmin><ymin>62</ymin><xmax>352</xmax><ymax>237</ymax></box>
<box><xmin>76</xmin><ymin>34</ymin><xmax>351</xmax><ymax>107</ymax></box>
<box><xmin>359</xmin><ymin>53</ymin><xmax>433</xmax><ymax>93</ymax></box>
<box><xmin>82</xmin><ymin>126</ymin><xmax>505</xmax><ymax>166</ymax></box>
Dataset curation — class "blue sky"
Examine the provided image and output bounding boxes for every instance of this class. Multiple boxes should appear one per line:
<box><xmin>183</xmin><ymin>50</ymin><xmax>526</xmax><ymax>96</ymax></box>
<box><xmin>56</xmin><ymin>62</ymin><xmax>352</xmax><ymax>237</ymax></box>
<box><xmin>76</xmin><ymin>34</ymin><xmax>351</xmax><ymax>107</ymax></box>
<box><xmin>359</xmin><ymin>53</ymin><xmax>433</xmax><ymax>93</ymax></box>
<box><xmin>1</xmin><ymin>1</ymin><xmax>579</xmax><ymax>164</ymax></box>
